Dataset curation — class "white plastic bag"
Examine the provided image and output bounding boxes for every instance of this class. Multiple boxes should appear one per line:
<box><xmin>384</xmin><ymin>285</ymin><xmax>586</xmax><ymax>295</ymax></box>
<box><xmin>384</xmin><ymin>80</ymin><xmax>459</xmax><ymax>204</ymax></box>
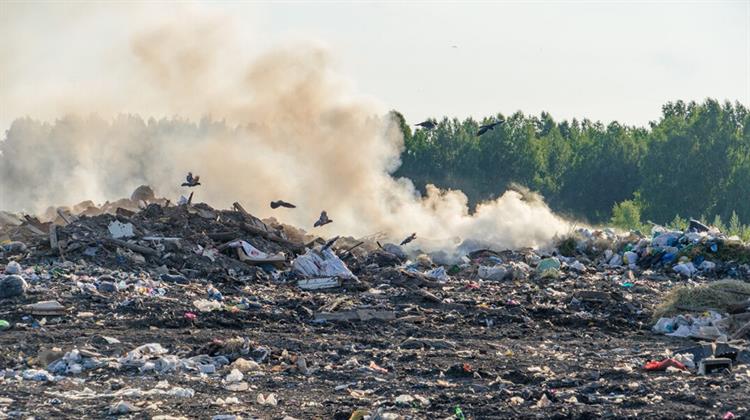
<box><xmin>292</xmin><ymin>248</ymin><xmax>357</xmax><ymax>280</ymax></box>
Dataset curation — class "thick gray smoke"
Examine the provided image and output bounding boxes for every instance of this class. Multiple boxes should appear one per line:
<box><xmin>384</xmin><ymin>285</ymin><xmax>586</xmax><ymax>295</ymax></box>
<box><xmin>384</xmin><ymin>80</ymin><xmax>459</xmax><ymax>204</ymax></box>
<box><xmin>0</xmin><ymin>12</ymin><xmax>571</xmax><ymax>252</ymax></box>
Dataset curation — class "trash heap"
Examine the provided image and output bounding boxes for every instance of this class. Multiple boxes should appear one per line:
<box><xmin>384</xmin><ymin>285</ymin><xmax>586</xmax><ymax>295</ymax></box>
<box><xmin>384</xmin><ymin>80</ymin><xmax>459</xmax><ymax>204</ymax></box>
<box><xmin>567</xmin><ymin>221</ymin><xmax>750</xmax><ymax>278</ymax></box>
<box><xmin>1</xmin><ymin>190</ymin><xmax>749</xmax><ymax>419</ymax></box>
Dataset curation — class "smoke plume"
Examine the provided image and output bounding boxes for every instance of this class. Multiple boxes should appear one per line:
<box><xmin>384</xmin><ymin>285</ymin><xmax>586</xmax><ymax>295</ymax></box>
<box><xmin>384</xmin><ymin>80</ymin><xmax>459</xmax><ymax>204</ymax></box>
<box><xmin>0</xmin><ymin>11</ymin><xmax>571</xmax><ymax>252</ymax></box>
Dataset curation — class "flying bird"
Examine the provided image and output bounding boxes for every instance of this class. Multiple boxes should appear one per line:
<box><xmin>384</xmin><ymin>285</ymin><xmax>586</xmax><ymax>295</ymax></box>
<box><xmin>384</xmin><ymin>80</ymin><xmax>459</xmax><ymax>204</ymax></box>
<box><xmin>400</xmin><ymin>233</ymin><xmax>417</xmax><ymax>246</ymax></box>
<box><xmin>181</xmin><ymin>172</ymin><xmax>201</xmax><ymax>187</ymax></box>
<box><xmin>270</xmin><ymin>200</ymin><xmax>296</xmax><ymax>209</ymax></box>
<box><xmin>477</xmin><ymin>120</ymin><xmax>505</xmax><ymax>136</ymax></box>
<box><xmin>314</xmin><ymin>211</ymin><xmax>332</xmax><ymax>228</ymax></box>
<box><xmin>415</xmin><ymin>120</ymin><xmax>437</xmax><ymax>130</ymax></box>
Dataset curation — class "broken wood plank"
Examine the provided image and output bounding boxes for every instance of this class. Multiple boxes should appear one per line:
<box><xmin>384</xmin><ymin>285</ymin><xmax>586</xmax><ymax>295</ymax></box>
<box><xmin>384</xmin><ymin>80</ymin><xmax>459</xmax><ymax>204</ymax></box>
<box><xmin>23</xmin><ymin>215</ymin><xmax>48</xmax><ymax>232</ymax></box>
<box><xmin>56</xmin><ymin>208</ymin><xmax>76</xmax><ymax>225</ymax></box>
<box><xmin>49</xmin><ymin>224</ymin><xmax>58</xmax><ymax>250</ymax></box>
<box><xmin>208</xmin><ymin>232</ymin><xmax>240</xmax><ymax>242</ymax></box>
<box><xmin>732</xmin><ymin>312</ymin><xmax>750</xmax><ymax>323</ymax></box>
<box><xmin>731</xmin><ymin>319</ymin><xmax>750</xmax><ymax>340</ymax></box>
<box><xmin>400</xmin><ymin>270</ymin><xmax>443</xmax><ymax>289</ymax></box>
<box><xmin>23</xmin><ymin>224</ymin><xmax>45</xmax><ymax>235</ymax></box>
<box><xmin>233</xmin><ymin>201</ymin><xmax>252</xmax><ymax>219</ymax></box>
<box><xmin>116</xmin><ymin>207</ymin><xmax>135</xmax><ymax>218</ymax></box>
<box><xmin>389</xmin><ymin>276</ymin><xmax>443</xmax><ymax>302</ymax></box>
<box><xmin>412</xmin><ymin>287</ymin><xmax>442</xmax><ymax>303</ymax></box>
<box><xmin>240</xmin><ymin>222</ymin><xmax>305</xmax><ymax>253</ymax></box>
<box><xmin>321</xmin><ymin>296</ymin><xmax>348</xmax><ymax>312</ymax></box>
<box><xmin>298</xmin><ymin>277</ymin><xmax>341</xmax><ymax>290</ymax></box>
<box><xmin>216</xmin><ymin>237</ymin><xmax>243</xmax><ymax>251</ymax></box>
<box><xmin>24</xmin><ymin>300</ymin><xmax>66</xmax><ymax>316</ymax></box>
<box><xmin>575</xmin><ymin>290</ymin><xmax>610</xmax><ymax>303</ymax></box>
<box><xmin>234</xmin><ymin>202</ymin><xmax>273</xmax><ymax>232</ymax></box>
<box><xmin>345</xmin><ymin>241</ymin><xmax>365</xmax><ymax>253</ymax></box>
<box><xmin>187</xmin><ymin>206</ymin><xmax>216</xmax><ymax>219</ymax></box>
<box><xmin>105</xmin><ymin>238</ymin><xmax>159</xmax><ymax>256</ymax></box>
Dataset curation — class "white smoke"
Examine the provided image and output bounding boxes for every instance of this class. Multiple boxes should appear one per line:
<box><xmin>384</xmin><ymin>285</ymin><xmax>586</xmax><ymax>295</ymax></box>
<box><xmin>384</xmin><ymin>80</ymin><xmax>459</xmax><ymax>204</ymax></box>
<box><xmin>0</xmin><ymin>9</ymin><xmax>571</xmax><ymax>252</ymax></box>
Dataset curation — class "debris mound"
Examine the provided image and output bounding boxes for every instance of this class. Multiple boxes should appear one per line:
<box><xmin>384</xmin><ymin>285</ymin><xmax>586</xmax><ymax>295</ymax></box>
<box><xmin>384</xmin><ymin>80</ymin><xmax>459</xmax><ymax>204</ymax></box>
<box><xmin>654</xmin><ymin>280</ymin><xmax>750</xmax><ymax>318</ymax></box>
<box><xmin>1</xmin><ymin>189</ymin><xmax>750</xmax><ymax>419</ymax></box>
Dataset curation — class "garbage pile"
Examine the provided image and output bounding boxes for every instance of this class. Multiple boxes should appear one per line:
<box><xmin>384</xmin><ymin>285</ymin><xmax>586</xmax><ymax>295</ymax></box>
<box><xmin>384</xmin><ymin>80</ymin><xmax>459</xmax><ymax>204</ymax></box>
<box><xmin>566</xmin><ymin>221</ymin><xmax>750</xmax><ymax>278</ymax></box>
<box><xmin>1</xmin><ymin>189</ymin><xmax>750</xmax><ymax>419</ymax></box>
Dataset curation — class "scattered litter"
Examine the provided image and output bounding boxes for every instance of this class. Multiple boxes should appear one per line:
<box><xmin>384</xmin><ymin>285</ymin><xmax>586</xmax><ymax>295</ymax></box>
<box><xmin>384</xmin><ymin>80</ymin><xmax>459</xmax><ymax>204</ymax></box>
<box><xmin>108</xmin><ymin>221</ymin><xmax>135</xmax><ymax>239</ymax></box>
<box><xmin>297</xmin><ymin>277</ymin><xmax>341</xmax><ymax>290</ymax></box>
<box><xmin>644</xmin><ymin>358</ymin><xmax>687</xmax><ymax>372</ymax></box>
<box><xmin>0</xmin><ymin>188</ymin><xmax>748</xmax><ymax>418</ymax></box>
<box><xmin>229</xmin><ymin>240</ymin><xmax>285</xmax><ymax>264</ymax></box>
<box><xmin>536</xmin><ymin>257</ymin><xmax>561</xmax><ymax>278</ymax></box>
<box><xmin>257</xmin><ymin>393</ymin><xmax>278</xmax><ymax>406</ymax></box>
<box><xmin>24</xmin><ymin>300</ymin><xmax>66</xmax><ymax>316</ymax></box>
<box><xmin>292</xmin><ymin>248</ymin><xmax>357</xmax><ymax>280</ymax></box>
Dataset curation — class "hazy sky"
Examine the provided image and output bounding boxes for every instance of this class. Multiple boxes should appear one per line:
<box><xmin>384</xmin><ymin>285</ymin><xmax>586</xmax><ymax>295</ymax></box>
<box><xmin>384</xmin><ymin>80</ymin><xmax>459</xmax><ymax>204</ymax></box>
<box><xmin>1</xmin><ymin>1</ymin><xmax>748</xmax><ymax>131</ymax></box>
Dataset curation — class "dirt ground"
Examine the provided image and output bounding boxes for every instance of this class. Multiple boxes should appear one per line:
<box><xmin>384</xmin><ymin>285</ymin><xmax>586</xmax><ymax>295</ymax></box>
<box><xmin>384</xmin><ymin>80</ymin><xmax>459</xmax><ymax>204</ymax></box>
<box><xmin>1</xmin><ymin>267</ymin><xmax>748</xmax><ymax>420</ymax></box>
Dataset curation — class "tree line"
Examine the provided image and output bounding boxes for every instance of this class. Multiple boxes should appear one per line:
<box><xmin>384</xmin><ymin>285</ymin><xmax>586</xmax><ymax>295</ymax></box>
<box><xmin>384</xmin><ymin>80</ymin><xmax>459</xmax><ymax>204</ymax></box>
<box><xmin>391</xmin><ymin>99</ymin><xmax>750</xmax><ymax>238</ymax></box>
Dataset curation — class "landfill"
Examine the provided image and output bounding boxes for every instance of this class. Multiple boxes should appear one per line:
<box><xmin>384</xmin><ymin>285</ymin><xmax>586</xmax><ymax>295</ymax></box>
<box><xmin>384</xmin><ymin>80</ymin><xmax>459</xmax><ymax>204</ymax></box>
<box><xmin>1</xmin><ymin>190</ymin><xmax>750</xmax><ymax>419</ymax></box>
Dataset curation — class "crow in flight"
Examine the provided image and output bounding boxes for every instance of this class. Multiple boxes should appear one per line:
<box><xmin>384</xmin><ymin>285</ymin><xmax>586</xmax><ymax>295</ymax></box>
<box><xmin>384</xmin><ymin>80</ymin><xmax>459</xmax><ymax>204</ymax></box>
<box><xmin>181</xmin><ymin>172</ymin><xmax>201</xmax><ymax>187</ymax></box>
<box><xmin>270</xmin><ymin>200</ymin><xmax>296</xmax><ymax>209</ymax></box>
<box><xmin>415</xmin><ymin>120</ymin><xmax>437</xmax><ymax>130</ymax></box>
<box><xmin>477</xmin><ymin>120</ymin><xmax>505</xmax><ymax>136</ymax></box>
<box><xmin>400</xmin><ymin>233</ymin><xmax>417</xmax><ymax>246</ymax></box>
<box><xmin>314</xmin><ymin>211</ymin><xmax>332</xmax><ymax>228</ymax></box>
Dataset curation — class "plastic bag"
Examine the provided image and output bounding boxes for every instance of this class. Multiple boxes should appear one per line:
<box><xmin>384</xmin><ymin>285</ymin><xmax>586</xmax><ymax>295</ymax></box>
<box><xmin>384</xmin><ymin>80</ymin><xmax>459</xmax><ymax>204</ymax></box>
<box><xmin>292</xmin><ymin>248</ymin><xmax>357</xmax><ymax>280</ymax></box>
<box><xmin>478</xmin><ymin>265</ymin><xmax>509</xmax><ymax>281</ymax></box>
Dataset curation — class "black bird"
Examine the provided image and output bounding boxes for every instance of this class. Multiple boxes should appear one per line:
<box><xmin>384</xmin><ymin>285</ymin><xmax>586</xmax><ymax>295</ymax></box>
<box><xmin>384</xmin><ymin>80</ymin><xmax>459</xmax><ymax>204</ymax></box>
<box><xmin>181</xmin><ymin>172</ymin><xmax>201</xmax><ymax>187</ymax></box>
<box><xmin>270</xmin><ymin>200</ymin><xmax>296</xmax><ymax>209</ymax></box>
<box><xmin>400</xmin><ymin>232</ymin><xmax>417</xmax><ymax>246</ymax></box>
<box><xmin>415</xmin><ymin>120</ymin><xmax>437</xmax><ymax>130</ymax></box>
<box><xmin>314</xmin><ymin>211</ymin><xmax>332</xmax><ymax>228</ymax></box>
<box><xmin>477</xmin><ymin>120</ymin><xmax>505</xmax><ymax>136</ymax></box>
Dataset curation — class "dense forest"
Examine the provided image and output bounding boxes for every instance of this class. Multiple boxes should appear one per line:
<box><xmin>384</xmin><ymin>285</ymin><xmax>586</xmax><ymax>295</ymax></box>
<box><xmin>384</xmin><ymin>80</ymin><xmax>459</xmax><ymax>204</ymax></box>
<box><xmin>392</xmin><ymin>99</ymin><xmax>750</xmax><ymax>238</ymax></box>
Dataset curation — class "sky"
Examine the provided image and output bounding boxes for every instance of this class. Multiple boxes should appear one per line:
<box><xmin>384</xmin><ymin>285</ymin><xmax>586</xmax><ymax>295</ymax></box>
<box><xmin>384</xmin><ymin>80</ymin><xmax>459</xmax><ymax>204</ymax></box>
<box><xmin>0</xmin><ymin>1</ymin><xmax>748</xmax><ymax>131</ymax></box>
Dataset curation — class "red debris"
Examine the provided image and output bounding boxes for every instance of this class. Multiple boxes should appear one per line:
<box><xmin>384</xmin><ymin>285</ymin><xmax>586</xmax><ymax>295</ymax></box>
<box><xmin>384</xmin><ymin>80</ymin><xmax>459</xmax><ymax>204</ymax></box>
<box><xmin>644</xmin><ymin>358</ymin><xmax>687</xmax><ymax>371</ymax></box>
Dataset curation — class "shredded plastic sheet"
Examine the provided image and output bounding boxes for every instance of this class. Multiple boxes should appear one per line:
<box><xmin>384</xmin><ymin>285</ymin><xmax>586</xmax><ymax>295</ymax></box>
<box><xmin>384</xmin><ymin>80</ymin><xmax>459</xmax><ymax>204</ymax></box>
<box><xmin>292</xmin><ymin>248</ymin><xmax>357</xmax><ymax>280</ymax></box>
<box><xmin>425</xmin><ymin>266</ymin><xmax>449</xmax><ymax>282</ymax></box>
<box><xmin>47</xmin><ymin>385</ymin><xmax>195</xmax><ymax>400</ymax></box>
<box><xmin>227</xmin><ymin>240</ymin><xmax>285</xmax><ymax>263</ymax></box>
<box><xmin>108</xmin><ymin>221</ymin><xmax>135</xmax><ymax>239</ymax></box>
<box><xmin>652</xmin><ymin>311</ymin><xmax>727</xmax><ymax>339</ymax></box>
<box><xmin>478</xmin><ymin>265</ymin><xmax>508</xmax><ymax>281</ymax></box>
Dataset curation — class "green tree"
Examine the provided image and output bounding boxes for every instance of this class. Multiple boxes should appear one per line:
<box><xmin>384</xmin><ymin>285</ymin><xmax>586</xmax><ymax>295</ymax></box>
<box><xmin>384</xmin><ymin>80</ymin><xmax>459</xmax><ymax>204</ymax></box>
<box><xmin>610</xmin><ymin>196</ymin><xmax>643</xmax><ymax>231</ymax></box>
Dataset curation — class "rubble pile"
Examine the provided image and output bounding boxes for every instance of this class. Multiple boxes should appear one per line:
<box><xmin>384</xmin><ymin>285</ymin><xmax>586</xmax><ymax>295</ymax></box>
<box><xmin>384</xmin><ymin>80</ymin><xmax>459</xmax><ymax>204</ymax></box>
<box><xmin>1</xmin><ymin>190</ymin><xmax>750</xmax><ymax>419</ymax></box>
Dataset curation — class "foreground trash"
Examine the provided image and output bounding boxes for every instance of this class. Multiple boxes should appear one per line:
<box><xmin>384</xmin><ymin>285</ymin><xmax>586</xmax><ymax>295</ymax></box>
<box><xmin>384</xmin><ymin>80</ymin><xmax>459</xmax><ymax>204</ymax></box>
<box><xmin>0</xmin><ymin>188</ymin><xmax>749</xmax><ymax>418</ymax></box>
